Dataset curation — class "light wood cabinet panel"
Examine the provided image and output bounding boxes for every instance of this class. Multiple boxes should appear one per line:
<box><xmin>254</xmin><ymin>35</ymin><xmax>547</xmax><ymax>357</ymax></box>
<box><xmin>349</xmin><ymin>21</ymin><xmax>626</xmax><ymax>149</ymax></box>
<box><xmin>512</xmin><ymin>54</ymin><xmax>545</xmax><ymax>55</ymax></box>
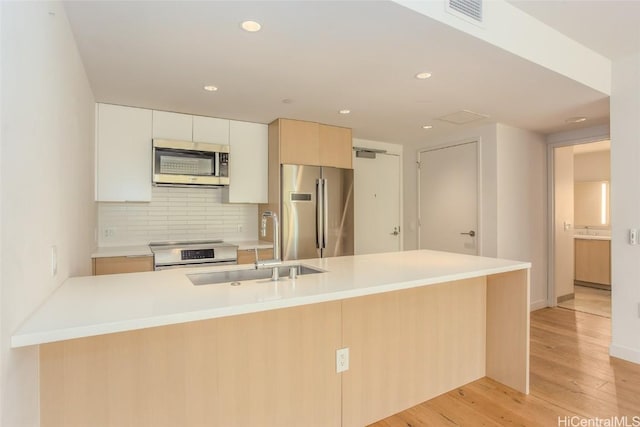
<box><xmin>319</xmin><ymin>124</ymin><xmax>352</xmax><ymax>169</ymax></box>
<box><xmin>279</xmin><ymin>119</ymin><xmax>320</xmax><ymax>165</ymax></box>
<box><xmin>152</xmin><ymin>110</ymin><xmax>193</xmax><ymax>140</ymax></box>
<box><xmin>96</xmin><ymin>104</ymin><xmax>152</xmax><ymax>202</ymax></box>
<box><xmin>92</xmin><ymin>256</ymin><xmax>154</xmax><ymax>276</ymax></box>
<box><xmin>342</xmin><ymin>278</ymin><xmax>487</xmax><ymax>426</ymax></box>
<box><xmin>575</xmin><ymin>239</ymin><xmax>611</xmax><ymax>285</ymax></box>
<box><xmin>40</xmin><ymin>302</ymin><xmax>342</xmax><ymax>427</ymax></box>
<box><xmin>39</xmin><ymin>272</ymin><xmax>529</xmax><ymax>426</ymax></box>
<box><xmin>277</xmin><ymin>119</ymin><xmax>353</xmax><ymax>168</ymax></box>
<box><xmin>237</xmin><ymin>248</ymin><xmax>274</xmax><ymax>264</ymax></box>
<box><xmin>192</xmin><ymin>115</ymin><xmax>229</xmax><ymax>145</ymax></box>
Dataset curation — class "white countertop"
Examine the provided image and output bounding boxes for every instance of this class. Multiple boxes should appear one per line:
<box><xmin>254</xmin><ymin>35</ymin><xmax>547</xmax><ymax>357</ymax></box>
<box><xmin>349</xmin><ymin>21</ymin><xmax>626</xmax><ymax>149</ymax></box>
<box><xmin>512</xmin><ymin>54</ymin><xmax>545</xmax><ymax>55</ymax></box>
<box><xmin>574</xmin><ymin>235</ymin><xmax>611</xmax><ymax>240</ymax></box>
<box><xmin>12</xmin><ymin>250</ymin><xmax>530</xmax><ymax>348</ymax></box>
<box><xmin>91</xmin><ymin>240</ymin><xmax>273</xmax><ymax>258</ymax></box>
<box><xmin>91</xmin><ymin>245</ymin><xmax>153</xmax><ymax>258</ymax></box>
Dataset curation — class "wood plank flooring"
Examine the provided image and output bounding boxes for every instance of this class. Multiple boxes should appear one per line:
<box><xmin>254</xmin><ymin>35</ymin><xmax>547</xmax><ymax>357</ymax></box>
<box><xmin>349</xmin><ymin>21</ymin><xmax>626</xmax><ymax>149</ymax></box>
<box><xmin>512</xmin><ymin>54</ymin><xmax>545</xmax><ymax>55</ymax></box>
<box><xmin>369</xmin><ymin>308</ymin><xmax>640</xmax><ymax>426</ymax></box>
<box><xmin>557</xmin><ymin>285</ymin><xmax>611</xmax><ymax>318</ymax></box>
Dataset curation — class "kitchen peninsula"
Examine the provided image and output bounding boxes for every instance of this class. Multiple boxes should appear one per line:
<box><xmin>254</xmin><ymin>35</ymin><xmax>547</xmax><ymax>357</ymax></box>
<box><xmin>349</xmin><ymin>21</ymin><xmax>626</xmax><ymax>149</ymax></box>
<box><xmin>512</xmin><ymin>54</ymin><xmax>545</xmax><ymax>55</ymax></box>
<box><xmin>14</xmin><ymin>250</ymin><xmax>530</xmax><ymax>427</ymax></box>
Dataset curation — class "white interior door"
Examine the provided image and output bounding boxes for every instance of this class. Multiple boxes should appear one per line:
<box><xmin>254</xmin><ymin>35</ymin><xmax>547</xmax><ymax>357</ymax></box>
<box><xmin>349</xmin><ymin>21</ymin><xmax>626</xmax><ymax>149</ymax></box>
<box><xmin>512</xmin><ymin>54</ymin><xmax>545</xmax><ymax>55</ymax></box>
<box><xmin>354</xmin><ymin>152</ymin><xmax>401</xmax><ymax>255</ymax></box>
<box><xmin>419</xmin><ymin>142</ymin><xmax>478</xmax><ymax>255</ymax></box>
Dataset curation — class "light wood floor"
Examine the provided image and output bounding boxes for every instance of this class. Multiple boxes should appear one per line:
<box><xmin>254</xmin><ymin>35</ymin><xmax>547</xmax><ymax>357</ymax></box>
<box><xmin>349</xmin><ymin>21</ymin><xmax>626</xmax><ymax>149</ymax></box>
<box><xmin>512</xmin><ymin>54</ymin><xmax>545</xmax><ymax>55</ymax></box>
<box><xmin>557</xmin><ymin>285</ymin><xmax>611</xmax><ymax>318</ymax></box>
<box><xmin>369</xmin><ymin>308</ymin><xmax>640</xmax><ymax>426</ymax></box>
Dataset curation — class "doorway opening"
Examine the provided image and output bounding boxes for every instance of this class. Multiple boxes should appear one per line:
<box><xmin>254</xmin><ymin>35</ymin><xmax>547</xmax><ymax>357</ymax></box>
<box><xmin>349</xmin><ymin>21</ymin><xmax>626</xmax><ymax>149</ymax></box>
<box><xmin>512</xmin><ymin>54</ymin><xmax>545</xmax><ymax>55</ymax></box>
<box><xmin>551</xmin><ymin>139</ymin><xmax>611</xmax><ymax>318</ymax></box>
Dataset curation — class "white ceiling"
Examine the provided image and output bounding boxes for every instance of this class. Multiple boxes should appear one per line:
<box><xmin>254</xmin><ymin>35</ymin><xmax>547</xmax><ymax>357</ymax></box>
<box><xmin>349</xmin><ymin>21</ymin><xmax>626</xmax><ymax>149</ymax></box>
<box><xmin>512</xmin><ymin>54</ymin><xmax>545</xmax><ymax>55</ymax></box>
<box><xmin>508</xmin><ymin>0</ymin><xmax>640</xmax><ymax>61</ymax></box>
<box><xmin>63</xmin><ymin>1</ymin><xmax>611</xmax><ymax>146</ymax></box>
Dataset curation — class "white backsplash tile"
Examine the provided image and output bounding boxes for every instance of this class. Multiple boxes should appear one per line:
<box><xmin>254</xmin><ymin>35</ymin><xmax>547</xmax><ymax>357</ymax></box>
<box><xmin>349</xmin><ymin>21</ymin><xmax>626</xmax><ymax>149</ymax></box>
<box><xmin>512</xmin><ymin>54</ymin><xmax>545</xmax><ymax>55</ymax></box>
<box><xmin>98</xmin><ymin>186</ymin><xmax>258</xmax><ymax>246</ymax></box>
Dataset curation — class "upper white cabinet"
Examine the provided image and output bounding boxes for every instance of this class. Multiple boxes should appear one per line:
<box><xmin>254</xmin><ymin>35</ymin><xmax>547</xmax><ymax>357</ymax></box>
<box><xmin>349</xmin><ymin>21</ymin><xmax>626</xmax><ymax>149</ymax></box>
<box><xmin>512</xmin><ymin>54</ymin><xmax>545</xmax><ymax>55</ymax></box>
<box><xmin>97</xmin><ymin>104</ymin><xmax>264</xmax><ymax>203</ymax></box>
<box><xmin>152</xmin><ymin>111</ymin><xmax>230</xmax><ymax>145</ymax></box>
<box><xmin>96</xmin><ymin>103</ymin><xmax>152</xmax><ymax>202</ymax></box>
<box><xmin>223</xmin><ymin>121</ymin><xmax>268</xmax><ymax>203</ymax></box>
<box><xmin>152</xmin><ymin>110</ymin><xmax>192</xmax><ymax>141</ymax></box>
<box><xmin>193</xmin><ymin>116</ymin><xmax>230</xmax><ymax>145</ymax></box>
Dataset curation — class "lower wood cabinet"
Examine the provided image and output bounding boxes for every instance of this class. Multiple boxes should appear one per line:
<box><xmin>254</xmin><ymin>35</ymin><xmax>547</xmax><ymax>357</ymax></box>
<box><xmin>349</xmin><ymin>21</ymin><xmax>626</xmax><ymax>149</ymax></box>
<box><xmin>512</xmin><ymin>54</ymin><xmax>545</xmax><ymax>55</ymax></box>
<box><xmin>92</xmin><ymin>256</ymin><xmax>154</xmax><ymax>275</ymax></box>
<box><xmin>574</xmin><ymin>238</ymin><xmax>611</xmax><ymax>286</ymax></box>
<box><xmin>237</xmin><ymin>248</ymin><xmax>274</xmax><ymax>264</ymax></box>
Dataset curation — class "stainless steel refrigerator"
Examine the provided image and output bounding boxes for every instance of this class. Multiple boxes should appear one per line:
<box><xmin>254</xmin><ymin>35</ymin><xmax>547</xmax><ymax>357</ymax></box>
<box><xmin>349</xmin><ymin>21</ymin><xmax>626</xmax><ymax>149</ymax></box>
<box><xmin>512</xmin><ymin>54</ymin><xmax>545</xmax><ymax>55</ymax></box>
<box><xmin>281</xmin><ymin>164</ymin><xmax>354</xmax><ymax>260</ymax></box>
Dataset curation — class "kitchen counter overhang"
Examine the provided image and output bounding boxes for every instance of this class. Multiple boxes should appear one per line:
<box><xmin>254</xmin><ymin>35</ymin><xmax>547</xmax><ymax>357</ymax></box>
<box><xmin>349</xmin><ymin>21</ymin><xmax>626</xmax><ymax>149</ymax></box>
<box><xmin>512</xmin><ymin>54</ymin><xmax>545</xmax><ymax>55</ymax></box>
<box><xmin>12</xmin><ymin>250</ymin><xmax>530</xmax><ymax>349</ymax></box>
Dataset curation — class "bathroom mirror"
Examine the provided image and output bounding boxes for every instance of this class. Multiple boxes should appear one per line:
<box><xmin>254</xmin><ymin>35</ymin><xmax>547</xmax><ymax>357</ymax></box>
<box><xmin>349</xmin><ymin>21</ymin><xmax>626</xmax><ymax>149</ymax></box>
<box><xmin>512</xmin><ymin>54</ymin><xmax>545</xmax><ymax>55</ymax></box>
<box><xmin>574</xmin><ymin>181</ymin><xmax>609</xmax><ymax>227</ymax></box>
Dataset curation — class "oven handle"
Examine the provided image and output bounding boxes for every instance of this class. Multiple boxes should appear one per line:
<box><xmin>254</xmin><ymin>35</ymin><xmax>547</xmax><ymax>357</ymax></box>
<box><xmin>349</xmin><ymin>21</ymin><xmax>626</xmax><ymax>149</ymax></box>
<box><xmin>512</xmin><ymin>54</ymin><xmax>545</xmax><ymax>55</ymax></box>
<box><xmin>154</xmin><ymin>260</ymin><xmax>237</xmax><ymax>271</ymax></box>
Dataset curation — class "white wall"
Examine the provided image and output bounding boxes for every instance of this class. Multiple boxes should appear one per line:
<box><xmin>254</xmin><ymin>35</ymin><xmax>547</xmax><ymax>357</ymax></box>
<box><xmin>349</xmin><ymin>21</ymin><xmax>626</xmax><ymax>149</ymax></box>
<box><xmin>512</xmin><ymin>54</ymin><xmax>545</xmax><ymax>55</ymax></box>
<box><xmin>1</xmin><ymin>2</ymin><xmax>96</xmax><ymax>424</ymax></box>
<box><xmin>403</xmin><ymin>123</ymin><xmax>498</xmax><ymax>253</ymax></box>
<box><xmin>407</xmin><ymin>123</ymin><xmax>547</xmax><ymax>310</ymax></box>
<box><xmin>495</xmin><ymin>124</ymin><xmax>547</xmax><ymax>309</ymax></box>
<box><xmin>574</xmin><ymin>150</ymin><xmax>611</xmax><ymax>182</ymax></box>
<box><xmin>610</xmin><ymin>51</ymin><xmax>640</xmax><ymax>364</ymax></box>
<box><xmin>553</xmin><ymin>146</ymin><xmax>575</xmax><ymax>299</ymax></box>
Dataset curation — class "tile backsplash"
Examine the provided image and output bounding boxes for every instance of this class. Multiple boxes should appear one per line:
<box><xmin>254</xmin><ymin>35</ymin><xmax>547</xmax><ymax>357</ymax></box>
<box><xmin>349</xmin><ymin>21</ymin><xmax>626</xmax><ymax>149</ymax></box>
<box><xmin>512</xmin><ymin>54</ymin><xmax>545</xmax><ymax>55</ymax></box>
<box><xmin>98</xmin><ymin>186</ymin><xmax>258</xmax><ymax>246</ymax></box>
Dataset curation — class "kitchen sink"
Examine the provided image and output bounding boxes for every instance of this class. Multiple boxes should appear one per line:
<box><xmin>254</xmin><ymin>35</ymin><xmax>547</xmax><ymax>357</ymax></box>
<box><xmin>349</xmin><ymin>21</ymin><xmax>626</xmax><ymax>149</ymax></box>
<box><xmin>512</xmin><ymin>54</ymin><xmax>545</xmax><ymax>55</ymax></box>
<box><xmin>188</xmin><ymin>264</ymin><xmax>325</xmax><ymax>286</ymax></box>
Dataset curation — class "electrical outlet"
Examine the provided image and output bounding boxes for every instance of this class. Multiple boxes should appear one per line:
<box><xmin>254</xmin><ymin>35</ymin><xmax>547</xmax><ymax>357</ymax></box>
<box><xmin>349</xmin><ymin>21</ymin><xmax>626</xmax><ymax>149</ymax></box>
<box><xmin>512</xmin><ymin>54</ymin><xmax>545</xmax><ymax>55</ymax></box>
<box><xmin>237</xmin><ymin>224</ymin><xmax>243</xmax><ymax>233</ymax></box>
<box><xmin>630</xmin><ymin>229</ymin><xmax>638</xmax><ymax>245</ymax></box>
<box><xmin>103</xmin><ymin>228</ymin><xmax>115</xmax><ymax>238</ymax></box>
<box><xmin>336</xmin><ymin>347</ymin><xmax>349</xmax><ymax>373</ymax></box>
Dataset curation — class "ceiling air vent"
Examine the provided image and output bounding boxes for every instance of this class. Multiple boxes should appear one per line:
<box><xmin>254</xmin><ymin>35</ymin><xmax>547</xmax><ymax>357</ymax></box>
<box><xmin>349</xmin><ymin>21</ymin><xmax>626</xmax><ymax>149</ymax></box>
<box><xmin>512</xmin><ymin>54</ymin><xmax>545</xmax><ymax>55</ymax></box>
<box><xmin>447</xmin><ymin>0</ymin><xmax>483</xmax><ymax>23</ymax></box>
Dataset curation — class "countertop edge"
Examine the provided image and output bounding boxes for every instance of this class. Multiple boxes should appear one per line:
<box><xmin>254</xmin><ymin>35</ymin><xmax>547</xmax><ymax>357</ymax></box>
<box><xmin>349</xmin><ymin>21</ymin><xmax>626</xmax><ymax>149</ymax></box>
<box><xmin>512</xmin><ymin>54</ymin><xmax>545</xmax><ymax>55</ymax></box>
<box><xmin>11</xmin><ymin>261</ymin><xmax>530</xmax><ymax>348</ymax></box>
<box><xmin>91</xmin><ymin>241</ymin><xmax>273</xmax><ymax>258</ymax></box>
<box><xmin>573</xmin><ymin>235</ymin><xmax>611</xmax><ymax>241</ymax></box>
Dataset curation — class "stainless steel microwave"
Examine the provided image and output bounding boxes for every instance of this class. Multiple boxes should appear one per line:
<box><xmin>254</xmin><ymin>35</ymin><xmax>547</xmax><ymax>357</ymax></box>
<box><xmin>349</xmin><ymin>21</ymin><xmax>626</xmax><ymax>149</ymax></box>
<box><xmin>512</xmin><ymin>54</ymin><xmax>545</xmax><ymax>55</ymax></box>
<box><xmin>152</xmin><ymin>139</ymin><xmax>229</xmax><ymax>186</ymax></box>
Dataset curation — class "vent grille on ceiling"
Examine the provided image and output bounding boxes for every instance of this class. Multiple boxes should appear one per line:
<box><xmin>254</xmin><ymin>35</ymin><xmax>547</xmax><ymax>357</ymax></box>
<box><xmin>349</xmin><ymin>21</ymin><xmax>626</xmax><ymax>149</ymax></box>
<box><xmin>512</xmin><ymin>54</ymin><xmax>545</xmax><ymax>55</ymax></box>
<box><xmin>448</xmin><ymin>0</ymin><xmax>483</xmax><ymax>23</ymax></box>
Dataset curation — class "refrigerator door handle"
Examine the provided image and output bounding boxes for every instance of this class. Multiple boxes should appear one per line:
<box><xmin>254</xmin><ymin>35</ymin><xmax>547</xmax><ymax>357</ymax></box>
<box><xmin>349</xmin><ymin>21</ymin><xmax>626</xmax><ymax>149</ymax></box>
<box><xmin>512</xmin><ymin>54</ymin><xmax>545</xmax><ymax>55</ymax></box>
<box><xmin>316</xmin><ymin>179</ymin><xmax>323</xmax><ymax>249</ymax></box>
<box><xmin>322</xmin><ymin>178</ymin><xmax>328</xmax><ymax>249</ymax></box>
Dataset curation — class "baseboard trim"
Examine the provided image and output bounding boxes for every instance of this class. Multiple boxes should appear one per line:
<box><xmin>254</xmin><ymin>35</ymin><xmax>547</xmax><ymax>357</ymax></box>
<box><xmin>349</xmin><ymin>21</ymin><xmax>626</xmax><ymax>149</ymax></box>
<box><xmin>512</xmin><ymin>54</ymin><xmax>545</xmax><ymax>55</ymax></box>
<box><xmin>574</xmin><ymin>280</ymin><xmax>611</xmax><ymax>291</ymax></box>
<box><xmin>556</xmin><ymin>293</ymin><xmax>574</xmax><ymax>303</ymax></box>
<box><xmin>610</xmin><ymin>343</ymin><xmax>640</xmax><ymax>365</ymax></box>
<box><xmin>530</xmin><ymin>299</ymin><xmax>547</xmax><ymax>311</ymax></box>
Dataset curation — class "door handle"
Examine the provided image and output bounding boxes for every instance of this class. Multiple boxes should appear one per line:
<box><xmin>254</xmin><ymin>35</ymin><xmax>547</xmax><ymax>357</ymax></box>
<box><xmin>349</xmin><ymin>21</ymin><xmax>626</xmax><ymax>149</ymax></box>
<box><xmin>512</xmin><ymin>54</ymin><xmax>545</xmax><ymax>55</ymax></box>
<box><xmin>460</xmin><ymin>230</ymin><xmax>476</xmax><ymax>237</ymax></box>
<box><xmin>390</xmin><ymin>226</ymin><xmax>400</xmax><ymax>236</ymax></box>
<box><xmin>316</xmin><ymin>179</ymin><xmax>322</xmax><ymax>249</ymax></box>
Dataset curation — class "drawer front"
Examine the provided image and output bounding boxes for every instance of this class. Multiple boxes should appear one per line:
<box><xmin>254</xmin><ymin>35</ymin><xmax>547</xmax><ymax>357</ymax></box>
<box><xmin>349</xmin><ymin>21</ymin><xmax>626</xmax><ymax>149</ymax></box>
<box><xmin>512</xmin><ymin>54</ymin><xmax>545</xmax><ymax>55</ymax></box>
<box><xmin>92</xmin><ymin>256</ymin><xmax>154</xmax><ymax>275</ymax></box>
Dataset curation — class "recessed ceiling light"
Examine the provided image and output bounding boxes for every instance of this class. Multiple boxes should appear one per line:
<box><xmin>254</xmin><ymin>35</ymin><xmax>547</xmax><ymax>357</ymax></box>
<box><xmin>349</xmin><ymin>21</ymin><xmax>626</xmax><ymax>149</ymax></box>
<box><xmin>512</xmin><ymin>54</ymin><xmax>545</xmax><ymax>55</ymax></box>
<box><xmin>339</xmin><ymin>109</ymin><xmax>351</xmax><ymax>115</ymax></box>
<box><xmin>565</xmin><ymin>116</ymin><xmax>587</xmax><ymax>124</ymax></box>
<box><xmin>415</xmin><ymin>72</ymin><xmax>432</xmax><ymax>80</ymax></box>
<box><xmin>422</xmin><ymin>125</ymin><xmax>433</xmax><ymax>129</ymax></box>
<box><xmin>203</xmin><ymin>85</ymin><xmax>218</xmax><ymax>92</ymax></box>
<box><xmin>282</xmin><ymin>99</ymin><xmax>293</xmax><ymax>104</ymax></box>
<box><xmin>241</xmin><ymin>20</ymin><xmax>262</xmax><ymax>32</ymax></box>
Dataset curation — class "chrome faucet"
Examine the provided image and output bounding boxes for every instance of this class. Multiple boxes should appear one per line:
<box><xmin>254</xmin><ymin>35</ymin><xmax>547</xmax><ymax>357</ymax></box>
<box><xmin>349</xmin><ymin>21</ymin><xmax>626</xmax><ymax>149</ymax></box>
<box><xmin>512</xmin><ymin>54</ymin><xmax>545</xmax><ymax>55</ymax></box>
<box><xmin>255</xmin><ymin>211</ymin><xmax>282</xmax><ymax>280</ymax></box>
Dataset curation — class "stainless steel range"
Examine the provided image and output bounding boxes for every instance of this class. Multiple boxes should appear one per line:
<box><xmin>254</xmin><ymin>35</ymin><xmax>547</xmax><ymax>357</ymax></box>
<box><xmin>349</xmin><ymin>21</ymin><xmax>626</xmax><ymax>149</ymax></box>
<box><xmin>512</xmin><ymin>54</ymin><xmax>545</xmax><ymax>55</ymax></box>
<box><xmin>149</xmin><ymin>240</ymin><xmax>238</xmax><ymax>270</ymax></box>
